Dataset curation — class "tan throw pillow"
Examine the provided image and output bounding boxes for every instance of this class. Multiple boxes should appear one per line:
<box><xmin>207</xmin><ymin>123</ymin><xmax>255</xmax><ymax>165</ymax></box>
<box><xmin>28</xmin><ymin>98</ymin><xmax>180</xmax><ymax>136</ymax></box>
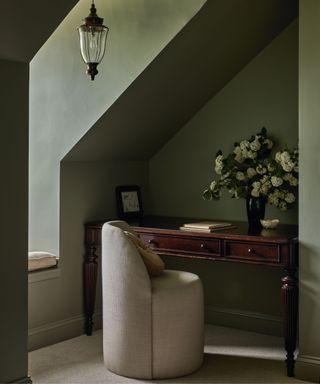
<box><xmin>124</xmin><ymin>231</ymin><xmax>165</xmax><ymax>276</ymax></box>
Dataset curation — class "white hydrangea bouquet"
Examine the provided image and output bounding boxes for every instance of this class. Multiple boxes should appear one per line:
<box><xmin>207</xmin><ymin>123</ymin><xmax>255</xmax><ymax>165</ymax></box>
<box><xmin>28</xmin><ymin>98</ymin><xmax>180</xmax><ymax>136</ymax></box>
<box><xmin>203</xmin><ymin>127</ymin><xmax>298</xmax><ymax>211</ymax></box>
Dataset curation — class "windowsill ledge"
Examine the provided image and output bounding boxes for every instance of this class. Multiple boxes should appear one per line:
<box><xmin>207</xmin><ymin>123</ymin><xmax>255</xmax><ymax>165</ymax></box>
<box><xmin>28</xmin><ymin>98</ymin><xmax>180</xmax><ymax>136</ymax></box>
<box><xmin>28</xmin><ymin>267</ymin><xmax>61</xmax><ymax>284</ymax></box>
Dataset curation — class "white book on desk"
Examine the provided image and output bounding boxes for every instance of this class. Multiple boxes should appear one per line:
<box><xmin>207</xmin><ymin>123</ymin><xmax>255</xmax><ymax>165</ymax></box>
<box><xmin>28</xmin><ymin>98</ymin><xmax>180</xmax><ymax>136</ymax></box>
<box><xmin>180</xmin><ymin>224</ymin><xmax>236</xmax><ymax>233</ymax></box>
<box><xmin>181</xmin><ymin>221</ymin><xmax>234</xmax><ymax>230</ymax></box>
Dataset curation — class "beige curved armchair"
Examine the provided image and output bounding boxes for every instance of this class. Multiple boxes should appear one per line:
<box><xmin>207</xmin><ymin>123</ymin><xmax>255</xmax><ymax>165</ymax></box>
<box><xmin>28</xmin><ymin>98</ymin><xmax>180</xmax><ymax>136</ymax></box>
<box><xmin>102</xmin><ymin>221</ymin><xmax>204</xmax><ymax>379</ymax></box>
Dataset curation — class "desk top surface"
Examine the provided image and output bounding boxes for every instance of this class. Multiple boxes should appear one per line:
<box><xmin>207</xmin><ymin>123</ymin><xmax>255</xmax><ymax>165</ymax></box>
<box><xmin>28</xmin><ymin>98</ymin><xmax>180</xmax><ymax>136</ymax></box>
<box><xmin>86</xmin><ymin>215</ymin><xmax>298</xmax><ymax>244</ymax></box>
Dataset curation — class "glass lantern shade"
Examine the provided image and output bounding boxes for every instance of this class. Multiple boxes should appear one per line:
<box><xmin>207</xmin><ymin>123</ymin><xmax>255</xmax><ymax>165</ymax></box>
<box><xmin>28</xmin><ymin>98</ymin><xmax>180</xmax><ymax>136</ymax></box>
<box><xmin>78</xmin><ymin>2</ymin><xmax>109</xmax><ymax>80</ymax></box>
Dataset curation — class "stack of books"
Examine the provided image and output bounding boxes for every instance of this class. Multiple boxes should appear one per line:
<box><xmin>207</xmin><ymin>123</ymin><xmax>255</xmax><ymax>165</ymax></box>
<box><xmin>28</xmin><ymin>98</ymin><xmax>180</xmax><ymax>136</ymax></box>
<box><xmin>179</xmin><ymin>221</ymin><xmax>236</xmax><ymax>233</ymax></box>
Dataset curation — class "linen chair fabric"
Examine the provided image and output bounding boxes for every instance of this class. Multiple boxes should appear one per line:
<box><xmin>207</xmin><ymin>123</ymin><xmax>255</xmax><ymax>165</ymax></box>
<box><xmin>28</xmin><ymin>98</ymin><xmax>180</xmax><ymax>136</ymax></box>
<box><xmin>102</xmin><ymin>220</ymin><xmax>204</xmax><ymax>379</ymax></box>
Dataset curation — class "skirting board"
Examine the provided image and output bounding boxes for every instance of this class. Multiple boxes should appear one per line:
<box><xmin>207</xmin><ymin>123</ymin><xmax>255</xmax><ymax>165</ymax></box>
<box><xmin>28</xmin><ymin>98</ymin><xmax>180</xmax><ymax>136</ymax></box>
<box><xmin>205</xmin><ymin>305</ymin><xmax>282</xmax><ymax>336</ymax></box>
<box><xmin>28</xmin><ymin>312</ymin><xmax>102</xmax><ymax>351</ymax></box>
<box><xmin>295</xmin><ymin>355</ymin><xmax>320</xmax><ymax>383</ymax></box>
<box><xmin>28</xmin><ymin>305</ymin><xmax>281</xmax><ymax>351</ymax></box>
<box><xmin>10</xmin><ymin>377</ymin><xmax>32</xmax><ymax>383</ymax></box>
<box><xmin>29</xmin><ymin>305</ymin><xmax>281</xmax><ymax>351</ymax></box>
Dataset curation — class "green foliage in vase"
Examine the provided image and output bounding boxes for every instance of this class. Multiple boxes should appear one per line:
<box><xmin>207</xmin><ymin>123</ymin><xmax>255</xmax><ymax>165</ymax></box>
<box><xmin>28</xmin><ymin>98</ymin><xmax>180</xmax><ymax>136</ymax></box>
<box><xmin>203</xmin><ymin>127</ymin><xmax>299</xmax><ymax>211</ymax></box>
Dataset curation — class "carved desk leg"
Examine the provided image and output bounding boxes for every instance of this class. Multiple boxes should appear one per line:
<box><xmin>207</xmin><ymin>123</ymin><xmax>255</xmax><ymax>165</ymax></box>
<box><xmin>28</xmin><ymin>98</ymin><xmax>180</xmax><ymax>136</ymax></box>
<box><xmin>281</xmin><ymin>267</ymin><xmax>298</xmax><ymax>377</ymax></box>
<box><xmin>84</xmin><ymin>243</ymin><xmax>98</xmax><ymax>336</ymax></box>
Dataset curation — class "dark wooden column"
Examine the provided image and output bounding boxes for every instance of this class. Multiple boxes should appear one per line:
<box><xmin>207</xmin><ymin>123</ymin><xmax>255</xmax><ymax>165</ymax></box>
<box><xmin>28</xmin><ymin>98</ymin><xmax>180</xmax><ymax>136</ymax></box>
<box><xmin>84</xmin><ymin>232</ymin><xmax>98</xmax><ymax>336</ymax></box>
<box><xmin>281</xmin><ymin>242</ymin><xmax>298</xmax><ymax>377</ymax></box>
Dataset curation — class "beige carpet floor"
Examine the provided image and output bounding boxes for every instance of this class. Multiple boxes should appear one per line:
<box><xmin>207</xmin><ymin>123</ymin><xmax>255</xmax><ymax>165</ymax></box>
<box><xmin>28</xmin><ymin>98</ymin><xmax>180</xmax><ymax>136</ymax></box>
<box><xmin>29</xmin><ymin>325</ymin><xmax>309</xmax><ymax>384</ymax></box>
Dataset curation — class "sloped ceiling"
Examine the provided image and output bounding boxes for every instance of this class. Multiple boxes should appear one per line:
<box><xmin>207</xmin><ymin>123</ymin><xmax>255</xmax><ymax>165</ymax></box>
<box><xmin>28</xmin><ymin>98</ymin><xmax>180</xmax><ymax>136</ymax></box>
<box><xmin>0</xmin><ymin>0</ymin><xmax>78</xmax><ymax>62</ymax></box>
<box><xmin>65</xmin><ymin>0</ymin><xmax>298</xmax><ymax>162</ymax></box>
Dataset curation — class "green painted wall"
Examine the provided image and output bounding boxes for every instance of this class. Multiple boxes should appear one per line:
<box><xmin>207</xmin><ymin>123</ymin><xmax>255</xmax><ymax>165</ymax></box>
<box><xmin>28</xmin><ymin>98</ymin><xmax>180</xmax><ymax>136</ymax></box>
<box><xmin>29</xmin><ymin>0</ymin><xmax>205</xmax><ymax>256</ymax></box>
<box><xmin>296</xmin><ymin>1</ymin><xmax>320</xmax><ymax>382</ymax></box>
<box><xmin>149</xmin><ymin>21</ymin><xmax>298</xmax><ymax>334</ymax></box>
<box><xmin>149</xmin><ymin>21</ymin><xmax>298</xmax><ymax>224</ymax></box>
<box><xmin>0</xmin><ymin>60</ymin><xmax>29</xmax><ymax>383</ymax></box>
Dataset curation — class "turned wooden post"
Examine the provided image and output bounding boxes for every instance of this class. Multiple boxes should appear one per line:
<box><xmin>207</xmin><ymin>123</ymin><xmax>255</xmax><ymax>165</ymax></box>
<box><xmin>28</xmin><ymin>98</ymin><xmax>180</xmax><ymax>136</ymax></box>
<box><xmin>84</xmin><ymin>236</ymin><xmax>98</xmax><ymax>336</ymax></box>
<box><xmin>281</xmin><ymin>241</ymin><xmax>298</xmax><ymax>377</ymax></box>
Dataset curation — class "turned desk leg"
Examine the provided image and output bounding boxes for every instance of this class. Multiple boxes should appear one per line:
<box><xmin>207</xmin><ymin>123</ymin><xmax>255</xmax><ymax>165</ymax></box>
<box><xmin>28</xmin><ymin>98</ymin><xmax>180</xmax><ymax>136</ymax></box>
<box><xmin>281</xmin><ymin>268</ymin><xmax>298</xmax><ymax>377</ymax></box>
<box><xmin>84</xmin><ymin>243</ymin><xmax>98</xmax><ymax>336</ymax></box>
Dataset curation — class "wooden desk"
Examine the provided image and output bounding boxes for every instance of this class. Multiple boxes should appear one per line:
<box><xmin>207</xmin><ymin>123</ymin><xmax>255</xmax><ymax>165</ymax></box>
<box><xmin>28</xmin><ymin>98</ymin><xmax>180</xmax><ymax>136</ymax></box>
<box><xmin>84</xmin><ymin>216</ymin><xmax>298</xmax><ymax>377</ymax></box>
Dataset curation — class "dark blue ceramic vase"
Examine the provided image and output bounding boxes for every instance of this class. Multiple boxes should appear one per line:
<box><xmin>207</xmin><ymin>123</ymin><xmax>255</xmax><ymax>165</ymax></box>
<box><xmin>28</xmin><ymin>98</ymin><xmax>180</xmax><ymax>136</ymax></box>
<box><xmin>246</xmin><ymin>196</ymin><xmax>266</xmax><ymax>231</ymax></box>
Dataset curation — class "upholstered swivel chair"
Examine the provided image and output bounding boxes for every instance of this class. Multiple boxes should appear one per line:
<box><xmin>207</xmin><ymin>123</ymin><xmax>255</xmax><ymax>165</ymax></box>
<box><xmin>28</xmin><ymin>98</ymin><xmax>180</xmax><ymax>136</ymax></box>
<box><xmin>102</xmin><ymin>221</ymin><xmax>204</xmax><ymax>379</ymax></box>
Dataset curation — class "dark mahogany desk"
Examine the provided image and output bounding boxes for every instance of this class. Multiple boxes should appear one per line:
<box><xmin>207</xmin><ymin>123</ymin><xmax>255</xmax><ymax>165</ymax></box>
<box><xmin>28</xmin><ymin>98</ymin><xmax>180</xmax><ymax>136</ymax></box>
<box><xmin>84</xmin><ymin>216</ymin><xmax>298</xmax><ymax>377</ymax></box>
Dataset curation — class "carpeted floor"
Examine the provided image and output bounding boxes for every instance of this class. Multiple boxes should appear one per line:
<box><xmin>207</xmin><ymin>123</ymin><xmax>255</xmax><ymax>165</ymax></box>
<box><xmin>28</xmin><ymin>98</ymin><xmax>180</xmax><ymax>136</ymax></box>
<box><xmin>29</xmin><ymin>325</ymin><xmax>309</xmax><ymax>383</ymax></box>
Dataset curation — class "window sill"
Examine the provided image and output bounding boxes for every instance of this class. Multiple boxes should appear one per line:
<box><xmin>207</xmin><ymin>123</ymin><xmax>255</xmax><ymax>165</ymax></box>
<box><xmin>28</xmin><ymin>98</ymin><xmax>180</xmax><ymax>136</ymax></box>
<box><xmin>28</xmin><ymin>267</ymin><xmax>61</xmax><ymax>284</ymax></box>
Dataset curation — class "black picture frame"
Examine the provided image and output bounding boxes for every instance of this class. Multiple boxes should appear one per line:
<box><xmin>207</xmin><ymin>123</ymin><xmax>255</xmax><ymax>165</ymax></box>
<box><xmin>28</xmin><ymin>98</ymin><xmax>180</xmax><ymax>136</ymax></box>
<box><xmin>115</xmin><ymin>185</ymin><xmax>143</xmax><ymax>220</ymax></box>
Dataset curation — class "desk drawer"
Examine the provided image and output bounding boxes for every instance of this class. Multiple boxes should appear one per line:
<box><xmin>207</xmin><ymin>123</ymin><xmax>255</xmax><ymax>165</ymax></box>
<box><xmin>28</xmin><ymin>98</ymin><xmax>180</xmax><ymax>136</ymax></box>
<box><xmin>225</xmin><ymin>241</ymin><xmax>280</xmax><ymax>263</ymax></box>
<box><xmin>138</xmin><ymin>233</ymin><xmax>220</xmax><ymax>258</ymax></box>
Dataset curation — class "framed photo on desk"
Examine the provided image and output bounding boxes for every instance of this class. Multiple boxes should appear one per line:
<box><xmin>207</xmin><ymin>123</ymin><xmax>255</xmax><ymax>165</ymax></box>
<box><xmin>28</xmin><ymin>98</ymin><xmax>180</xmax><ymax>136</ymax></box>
<box><xmin>116</xmin><ymin>185</ymin><xmax>143</xmax><ymax>220</ymax></box>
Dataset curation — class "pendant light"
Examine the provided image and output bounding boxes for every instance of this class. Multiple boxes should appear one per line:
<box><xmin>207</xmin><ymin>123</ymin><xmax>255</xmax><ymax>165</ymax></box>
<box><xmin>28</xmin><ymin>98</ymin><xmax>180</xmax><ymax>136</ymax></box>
<box><xmin>78</xmin><ymin>1</ymin><xmax>109</xmax><ymax>80</ymax></box>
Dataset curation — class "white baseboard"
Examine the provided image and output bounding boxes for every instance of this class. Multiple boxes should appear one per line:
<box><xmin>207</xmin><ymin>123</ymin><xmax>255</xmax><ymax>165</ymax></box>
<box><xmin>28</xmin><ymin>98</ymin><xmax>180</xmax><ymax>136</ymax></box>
<box><xmin>295</xmin><ymin>354</ymin><xmax>320</xmax><ymax>383</ymax></box>
<box><xmin>205</xmin><ymin>305</ymin><xmax>282</xmax><ymax>336</ymax></box>
<box><xmin>28</xmin><ymin>311</ymin><xmax>102</xmax><ymax>351</ymax></box>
